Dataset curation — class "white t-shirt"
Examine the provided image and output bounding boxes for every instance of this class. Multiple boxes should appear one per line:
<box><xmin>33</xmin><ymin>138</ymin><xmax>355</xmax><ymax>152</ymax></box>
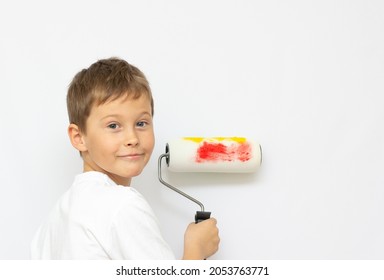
<box><xmin>31</xmin><ymin>171</ymin><xmax>175</xmax><ymax>259</ymax></box>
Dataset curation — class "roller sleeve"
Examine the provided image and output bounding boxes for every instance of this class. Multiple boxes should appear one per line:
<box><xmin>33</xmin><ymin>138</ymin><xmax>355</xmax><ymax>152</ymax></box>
<box><xmin>166</xmin><ymin>137</ymin><xmax>261</xmax><ymax>173</ymax></box>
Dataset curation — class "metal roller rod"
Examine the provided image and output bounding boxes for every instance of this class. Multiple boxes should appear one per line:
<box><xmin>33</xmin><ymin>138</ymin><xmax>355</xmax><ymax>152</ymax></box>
<box><xmin>158</xmin><ymin>153</ymin><xmax>205</xmax><ymax>212</ymax></box>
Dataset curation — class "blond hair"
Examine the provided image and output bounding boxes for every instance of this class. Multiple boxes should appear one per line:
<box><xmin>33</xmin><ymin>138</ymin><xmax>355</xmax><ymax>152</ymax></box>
<box><xmin>67</xmin><ymin>57</ymin><xmax>153</xmax><ymax>132</ymax></box>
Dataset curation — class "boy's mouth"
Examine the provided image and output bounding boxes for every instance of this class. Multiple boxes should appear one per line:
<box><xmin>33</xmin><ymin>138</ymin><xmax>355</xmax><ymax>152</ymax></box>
<box><xmin>117</xmin><ymin>153</ymin><xmax>144</xmax><ymax>160</ymax></box>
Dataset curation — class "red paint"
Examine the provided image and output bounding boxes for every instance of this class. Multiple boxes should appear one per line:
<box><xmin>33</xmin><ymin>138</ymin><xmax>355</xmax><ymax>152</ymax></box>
<box><xmin>196</xmin><ymin>141</ymin><xmax>252</xmax><ymax>163</ymax></box>
<box><xmin>236</xmin><ymin>142</ymin><xmax>252</xmax><ymax>162</ymax></box>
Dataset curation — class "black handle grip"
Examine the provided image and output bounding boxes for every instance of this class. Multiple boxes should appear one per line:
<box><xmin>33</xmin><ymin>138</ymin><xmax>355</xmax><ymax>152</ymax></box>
<box><xmin>195</xmin><ymin>211</ymin><xmax>211</xmax><ymax>223</ymax></box>
<box><xmin>195</xmin><ymin>211</ymin><xmax>212</xmax><ymax>260</ymax></box>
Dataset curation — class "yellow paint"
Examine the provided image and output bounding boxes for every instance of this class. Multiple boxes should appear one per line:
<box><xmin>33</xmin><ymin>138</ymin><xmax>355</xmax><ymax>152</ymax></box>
<box><xmin>183</xmin><ymin>137</ymin><xmax>247</xmax><ymax>143</ymax></box>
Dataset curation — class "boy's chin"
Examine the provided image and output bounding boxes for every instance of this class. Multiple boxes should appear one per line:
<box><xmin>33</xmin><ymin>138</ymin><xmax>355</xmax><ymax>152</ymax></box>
<box><xmin>117</xmin><ymin>169</ymin><xmax>144</xmax><ymax>180</ymax></box>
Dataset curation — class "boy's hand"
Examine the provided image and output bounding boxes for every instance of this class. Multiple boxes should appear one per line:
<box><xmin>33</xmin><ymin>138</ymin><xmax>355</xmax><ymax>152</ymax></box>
<box><xmin>182</xmin><ymin>218</ymin><xmax>220</xmax><ymax>260</ymax></box>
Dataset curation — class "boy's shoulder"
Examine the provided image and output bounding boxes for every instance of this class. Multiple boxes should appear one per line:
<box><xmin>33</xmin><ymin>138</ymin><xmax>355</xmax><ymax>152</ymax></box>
<box><xmin>72</xmin><ymin>171</ymin><xmax>149</xmax><ymax>208</ymax></box>
<box><xmin>60</xmin><ymin>171</ymin><xmax>151</xmax><ymax>223</ymax></box>
<box><xmin>71</xmin><ymin>171</ymin><xmax>141</xmax><ymax>200</ymax></box>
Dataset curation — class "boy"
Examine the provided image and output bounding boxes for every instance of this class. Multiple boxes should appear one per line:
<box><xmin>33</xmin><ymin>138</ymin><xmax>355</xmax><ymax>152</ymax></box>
<box><xmin>31</xmin><ymin>58</ymin><xmax>220</xmax><ymax>259</ymax></box>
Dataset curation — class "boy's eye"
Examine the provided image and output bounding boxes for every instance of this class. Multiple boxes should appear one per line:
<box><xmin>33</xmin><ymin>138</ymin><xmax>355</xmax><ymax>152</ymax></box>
<box><xmin>136</xmin><ymin>121</ymin><xmax>147</xmax><ymax>128</ymax></box>
<box><xmin>108</xmin><ymin>123</ymin><xmax>119</xmax><ymax>129</ymax></box>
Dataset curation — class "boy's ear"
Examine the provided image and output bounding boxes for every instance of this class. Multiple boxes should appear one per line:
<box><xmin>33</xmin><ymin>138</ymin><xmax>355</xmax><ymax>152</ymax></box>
<box><xmin>68</xmin><ymin>124</ymin><xmax>87</xmax><ymax>152</ymax></box>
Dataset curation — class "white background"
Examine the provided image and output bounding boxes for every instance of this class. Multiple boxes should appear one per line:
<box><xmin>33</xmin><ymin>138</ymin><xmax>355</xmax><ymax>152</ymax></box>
<box><xmin>0</xmin><ymin>0</ymin><xmax>383</xmax><ymax>260</ymax></box>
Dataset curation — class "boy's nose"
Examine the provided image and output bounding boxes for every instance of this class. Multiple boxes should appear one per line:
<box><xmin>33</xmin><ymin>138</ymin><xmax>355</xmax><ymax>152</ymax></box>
<box><xmin>124</xmin><ymin>132</ymin><xmax>139</xmax><ymax>147</ymax></box>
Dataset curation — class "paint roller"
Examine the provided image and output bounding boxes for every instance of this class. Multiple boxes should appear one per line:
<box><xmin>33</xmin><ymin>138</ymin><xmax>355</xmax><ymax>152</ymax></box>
<box><xmin>158</xmin><ymin>137</ymin><xmax>262</xmax><ymax>223</ymax></box>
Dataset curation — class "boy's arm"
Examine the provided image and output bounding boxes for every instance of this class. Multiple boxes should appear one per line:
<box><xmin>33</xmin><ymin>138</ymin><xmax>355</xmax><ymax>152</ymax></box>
<box><xmin>182</xmin><ymin>218</ymin><xmax>220</xmax><ymax>260</ymax></box>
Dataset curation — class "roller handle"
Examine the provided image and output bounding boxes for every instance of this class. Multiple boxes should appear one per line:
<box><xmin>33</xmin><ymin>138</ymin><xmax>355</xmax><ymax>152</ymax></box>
<box><xmin>195</xmin><ymin>211</ymin><xmax>211</xmax><ymax>224</ymax></box>
<box><xmin>195</xmin><ymin>211</ymin><xmax>212</xmax><ymax>260</ymax></box>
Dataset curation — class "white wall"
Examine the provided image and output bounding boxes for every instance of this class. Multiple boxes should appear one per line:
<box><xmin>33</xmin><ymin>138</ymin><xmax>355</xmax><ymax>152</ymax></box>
<box><xmin>0</xmin><ymin>0</ymin><xmax>383</xmax><ymax>259</ymax></box>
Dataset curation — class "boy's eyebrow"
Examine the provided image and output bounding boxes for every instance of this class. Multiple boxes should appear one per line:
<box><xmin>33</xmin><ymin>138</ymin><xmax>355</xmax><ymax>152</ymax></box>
<box><xmin>100</xmin><ymin>112</ymin><xmax>152</xmax><ymax>120</ymax></box>
<box><xmin>99</xmin><ymin>114</ymin><xmax>121</xmax><ymax>121</ymax></box>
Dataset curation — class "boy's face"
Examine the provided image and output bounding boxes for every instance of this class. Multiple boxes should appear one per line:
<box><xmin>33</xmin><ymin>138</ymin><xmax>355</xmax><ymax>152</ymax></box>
<box><xmin>80</xmin><ymin>94</ymin><xmax>154</xmax><ymax>186</ymax></box>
